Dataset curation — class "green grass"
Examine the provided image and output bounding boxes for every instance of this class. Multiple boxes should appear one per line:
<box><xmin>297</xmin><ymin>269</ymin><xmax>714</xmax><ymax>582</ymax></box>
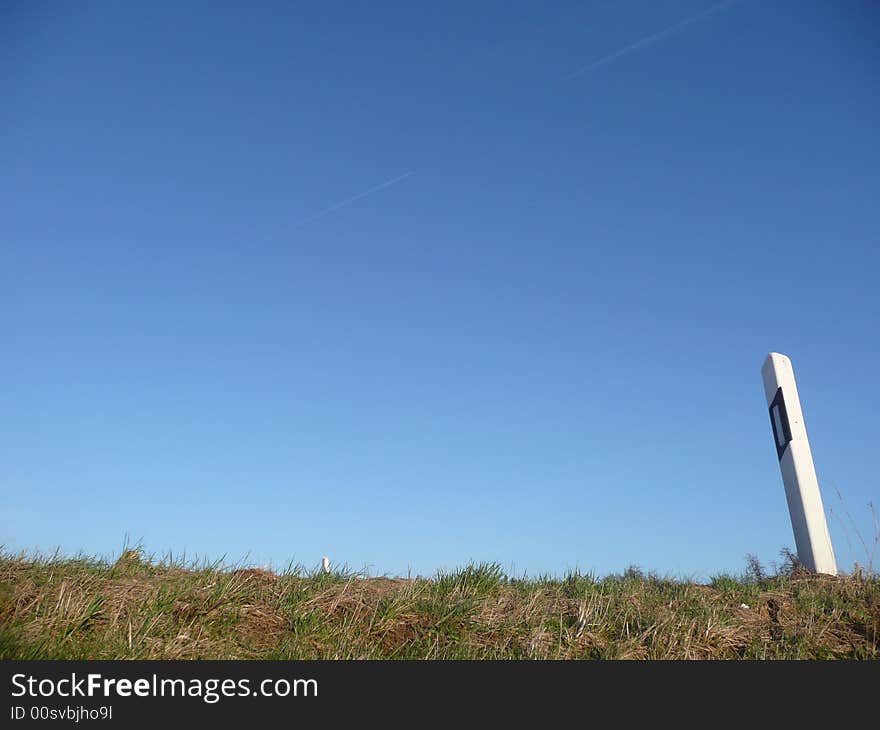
<box><xmin>1</xmin><ymin>550</ymin><xmax>877</xmax><ymax>659</ymax></box>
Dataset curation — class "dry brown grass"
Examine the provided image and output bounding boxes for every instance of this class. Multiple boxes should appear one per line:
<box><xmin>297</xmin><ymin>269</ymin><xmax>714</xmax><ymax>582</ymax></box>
<box><xmin>1</xmin><ymin>552</ymin><xmax>877</xmax><ymax>659</ymax></box>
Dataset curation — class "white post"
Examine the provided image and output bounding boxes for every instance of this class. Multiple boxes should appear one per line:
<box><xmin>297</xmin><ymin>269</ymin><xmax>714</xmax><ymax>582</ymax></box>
<box><xmin>761</xmin><ymin>353</ymin><xmax>837</xmax><ymax>575</ymax></box>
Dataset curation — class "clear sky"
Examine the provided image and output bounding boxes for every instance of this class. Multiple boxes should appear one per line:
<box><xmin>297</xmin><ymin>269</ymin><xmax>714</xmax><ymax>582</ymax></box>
<box><xmin>2</xmin><ymin>1</ymin><xmax>878</xmax><ymax>578</ymax></box>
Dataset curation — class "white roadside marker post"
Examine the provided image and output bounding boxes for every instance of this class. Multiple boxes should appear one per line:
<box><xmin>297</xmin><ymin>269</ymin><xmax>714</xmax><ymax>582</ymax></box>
<box><xmin>761</xmin><ymin>352</ymin><xmax>837</xmax><ymax>575</ymax></box>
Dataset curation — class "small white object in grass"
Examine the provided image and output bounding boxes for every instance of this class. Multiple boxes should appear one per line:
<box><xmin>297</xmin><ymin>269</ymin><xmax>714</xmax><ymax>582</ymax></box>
<box><xmin>740</xmin><ymin>603</ymin><xmax>750</xmax><ymax>609</ymax></box>
<box><xmin>322</xmin><ymin>556</ymin><xmax>331</xmax><ymax>574</ymax></box>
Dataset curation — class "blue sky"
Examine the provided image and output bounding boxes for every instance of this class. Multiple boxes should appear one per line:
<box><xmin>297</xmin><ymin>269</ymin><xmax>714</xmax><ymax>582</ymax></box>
<box><xmin>2</xmin><ymin>0</ymin><xmax>877</xmax><ymax>578</ymax></box>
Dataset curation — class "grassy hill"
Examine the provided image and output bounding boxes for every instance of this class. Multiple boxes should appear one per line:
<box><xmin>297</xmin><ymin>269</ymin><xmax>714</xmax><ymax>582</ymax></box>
<box><xmin>1</xmin><ymin>550</ymin><xmax>877</xmax><ymax>659</ymax></box>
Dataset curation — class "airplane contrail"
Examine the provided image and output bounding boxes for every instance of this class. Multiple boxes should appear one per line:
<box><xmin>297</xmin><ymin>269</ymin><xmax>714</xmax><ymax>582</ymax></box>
<box><xmin>292</xmin><ymin>171</ymin><xmax>414</xmax><ymax>227</ymax></box>
<box><xmin>566</xmin><ymin>0</ymin><xmax>737</xmax><ymax>79</ymax></box>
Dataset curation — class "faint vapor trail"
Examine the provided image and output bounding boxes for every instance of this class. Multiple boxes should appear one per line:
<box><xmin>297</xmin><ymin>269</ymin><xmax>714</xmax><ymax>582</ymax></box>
<box><xmin>292</xmin><ymin>171</ymin><xmax>414</xmax><ymax>227</ymax></box>
<box><xmin>566</xmin><ymin>0</ymin><xmax>737</xmax><ymax>79</ymax></box>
